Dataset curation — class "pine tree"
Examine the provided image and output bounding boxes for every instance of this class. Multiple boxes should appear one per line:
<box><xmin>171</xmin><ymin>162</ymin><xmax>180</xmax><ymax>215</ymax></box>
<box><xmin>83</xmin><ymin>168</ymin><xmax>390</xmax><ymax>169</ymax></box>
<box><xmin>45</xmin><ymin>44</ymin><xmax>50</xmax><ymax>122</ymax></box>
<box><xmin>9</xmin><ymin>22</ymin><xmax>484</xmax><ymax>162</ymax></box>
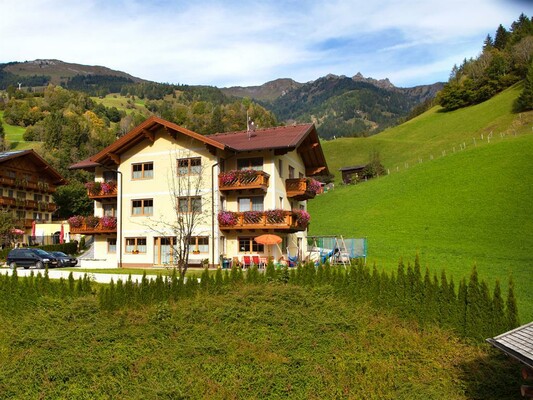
<box><xmin>515</xmin><ymin>61</ymin><xmax>533</xmax><ymax>112</ymax></box>
<box><xmin>494</xmin><ymin>24</ymin><xmax>510</xmax><ymax>50</ymax></box>
<box><xmin>466</xmin><ymin>266</ymin><xmax>482</xmax><ymax>339</ymax></box>
<box><xmin>491</xmin><ymin>280</ymin><xmax>506</xmax><ymax>335</ymax></box>
<box><xmin>506</xmin><ymin>275</ymin><xmax>520</xmax><ymax>330</ymax></box>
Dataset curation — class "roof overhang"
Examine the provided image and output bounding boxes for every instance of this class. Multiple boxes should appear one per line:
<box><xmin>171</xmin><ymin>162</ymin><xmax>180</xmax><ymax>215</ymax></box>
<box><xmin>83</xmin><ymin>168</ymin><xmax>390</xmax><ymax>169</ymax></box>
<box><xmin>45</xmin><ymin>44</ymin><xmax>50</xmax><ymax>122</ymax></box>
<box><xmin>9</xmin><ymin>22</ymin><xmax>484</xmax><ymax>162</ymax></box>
<box><xmin>1</xmin><ymin>149</ymin><xmax>66</xmax><ymax>185</ymax></box>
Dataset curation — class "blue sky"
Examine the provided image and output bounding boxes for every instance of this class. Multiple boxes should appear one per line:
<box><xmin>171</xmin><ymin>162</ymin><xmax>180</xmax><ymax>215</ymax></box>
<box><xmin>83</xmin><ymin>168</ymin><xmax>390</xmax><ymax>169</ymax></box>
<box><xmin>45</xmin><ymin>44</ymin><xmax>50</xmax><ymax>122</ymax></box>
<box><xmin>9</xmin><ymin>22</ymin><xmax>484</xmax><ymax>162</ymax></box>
<box><xmin>1</xmin><ymin>0</ymin><xmax>530</xmax><ymax>88</ymax></box>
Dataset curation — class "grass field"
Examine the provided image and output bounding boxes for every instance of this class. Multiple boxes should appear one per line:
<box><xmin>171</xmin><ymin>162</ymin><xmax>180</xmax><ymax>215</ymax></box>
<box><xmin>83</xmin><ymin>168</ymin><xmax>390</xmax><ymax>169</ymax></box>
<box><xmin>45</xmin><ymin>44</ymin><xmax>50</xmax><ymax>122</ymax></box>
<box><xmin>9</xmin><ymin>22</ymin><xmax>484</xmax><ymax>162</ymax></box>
<box><xmin>90</xmin><ymin>94</ymin><xmax>149</xmax><ymax>115</ymax></box>
<box><xmin>0</xmin><ymin>284</ymin><xmax>520</xmax><ymax>399</ymax></box>
<box><xmin>311</xmin><ymin>130</ymin><xmax>533</xmax><ymax>323</ymax></box>
<box><xmin>0</xmin><ymin>110</ymin><xmax>35</xmax><ymax>150</ymax></box>
<box><xmin>322</xmin><ymin>84</ymin><xmax>533</xmax><ymax>180</ymax></box>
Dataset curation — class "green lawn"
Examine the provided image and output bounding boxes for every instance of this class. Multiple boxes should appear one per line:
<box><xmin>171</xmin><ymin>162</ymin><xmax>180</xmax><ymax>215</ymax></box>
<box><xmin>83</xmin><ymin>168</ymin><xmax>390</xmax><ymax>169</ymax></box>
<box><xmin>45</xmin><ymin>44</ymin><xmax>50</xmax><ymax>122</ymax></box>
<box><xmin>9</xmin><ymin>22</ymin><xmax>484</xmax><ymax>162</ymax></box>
<box><xmin>310</xmin><ymin>133</ymin><xmax>533</xmax><ymax>322</ymax></box>
<box><xmin>90</xmin><ymin>93</ymin><xmax>148</xmax><ymax>115</ymax></box>
<box><xmin>0</xmin><ymin>110</ymin><xmax>34</xmax><ymax>150</ymax></box>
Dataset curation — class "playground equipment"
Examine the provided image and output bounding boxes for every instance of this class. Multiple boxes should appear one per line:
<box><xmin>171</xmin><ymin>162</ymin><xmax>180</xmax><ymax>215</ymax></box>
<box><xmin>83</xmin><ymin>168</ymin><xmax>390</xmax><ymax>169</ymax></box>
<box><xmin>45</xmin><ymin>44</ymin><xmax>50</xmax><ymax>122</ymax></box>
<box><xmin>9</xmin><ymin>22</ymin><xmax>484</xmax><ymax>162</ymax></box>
<box><xmin>307</xmin><ymin>236</ymin><xmax>367</xmax><ymax>268</ymax></box>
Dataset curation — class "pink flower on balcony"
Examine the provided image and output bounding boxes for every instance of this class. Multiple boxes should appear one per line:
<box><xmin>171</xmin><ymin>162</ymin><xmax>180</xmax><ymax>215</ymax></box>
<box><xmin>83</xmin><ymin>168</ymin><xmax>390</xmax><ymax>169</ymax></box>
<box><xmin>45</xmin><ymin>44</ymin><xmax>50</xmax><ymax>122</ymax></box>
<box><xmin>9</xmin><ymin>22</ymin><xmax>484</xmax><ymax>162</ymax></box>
<box><xmin>293</xmin><ymin>209</ymin><xmax>311</xmax><ymax>227</ymax></box>
<box><xmin>101</xmin><ymin>215</ymin><xmax>117</xmax><ymax>229</ymax></box>
<box><xmin>68</xmin><ymin>215</ymin><xmax>84</xmax><ymax>228</ymax></box>
<box><xmin>219</xmin><ymin>170</ymin><xmax>238</xmax><ymax>186</ymax></box>
<box><xmin>218</xmin><ymin>211</ymin><xmax>238</xmax><ymax>226</ymax></box>
<box><xmin>307</xmin><ymin>178</ymin><xmax>322</xmax><ymax>195</ymax></box>
<box><xmin>101</xmin><ymin>181</ymin><xmax>117</xmax><ymax>194</ymax></box>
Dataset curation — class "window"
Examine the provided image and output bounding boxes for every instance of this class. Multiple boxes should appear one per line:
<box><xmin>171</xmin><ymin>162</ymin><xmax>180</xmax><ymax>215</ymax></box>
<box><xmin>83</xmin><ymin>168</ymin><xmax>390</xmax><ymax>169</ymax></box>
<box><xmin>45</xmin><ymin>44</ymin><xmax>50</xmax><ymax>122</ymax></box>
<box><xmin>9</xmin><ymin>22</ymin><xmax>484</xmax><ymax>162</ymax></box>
<box><xmin>0</xmin><ymin>188</ymin><xmax>2</xmax><ymax>197</ymax></box>
<box><xmin>132</xmin><ymin>199</ymin><xmax>153</xmax><ymax>216</ymax></box>
<box><xmin>188</xmin><ymin>236</ymin><xmax>209</xmax><ymax>253</ymax></box>
<box><xmin>238</xmin><ymin>196</ymin><xmax>263</xmax><ymax>212</ymax></box>
<box><xmin>108</xmin><ymin>238</ymin><xmax>117</xmax><ymax>253</ymax></box>
<box><xmin>132</xmin><ymin>162</ymin><xmax>153</xmax><ymax>180</ymax></box>
<box><xmin>33</xmin><ymin>212</ymin><xmax>43</xmax><ymax>221</ymax></box>
<box><xmin>278</xmin><ymin>159</ymin><xmax>283</xmax><ymax>178</ymax></box>
<box><xmin>16</xmin><ymin>210</ymin><xmax>25</xmax><ymax>219</ymax></box>
<box><xmin>178</xmin><ymin>196</ymin><xmax>202</xmax><ymax>213</ymax></box>
<box><xmin>17</xmin><ymin>191</ymin><xmax>25</xmax><ymax>199</ymax></box>
<box><xmin>34</xmin><ymin>193</ymin><xmax>43</xmax><ymax>202</ymax></box>
<box><xmin>177</xmin><ymin>157</ymin><xmax>201</xmax><ymax>175</ymax></box>
<box><xmin>238</xmin><ymin>237</ymin><xmax>264</xmax><ymax>253</ymax></box>
<box><xmin>154</xmin><ymin>237</ymin><xmax>176</xmax><ymax>265</ymax></box>
<box><xmin>6</xmin><ymin>170</ymin><xmax>15</xmax><ymax>179</ymax></box>
<box><xmin>103</xmin><ymin>170</ymin><xmax>117</xmax><ymax>182</ymax></box>
<box><xmin>8</xmin><ymin>190</ymin><xmax>14</xmax><ymax>198</ymax></box>
<box><xmin>237</xmin><ymin>157</ymin><xmax>263</xmax><ymax>171</ymax></box>
<box><xmin>103</xmin><ymin>203</ymin><xmax>116</xmax><ymax>217</ymax></box>
<box><xmin>299</xmin><ymin>172</ymin><xmax>304</xmax><ymax>179</ymax></box>
<box><xmin>126</xmin><ymin>237</ymin><xmax>147</xmax><ymax>253</ymax></box>
<box><xmin>288</xmin><ymin>165</ymin><xmax>295</xmax><ymax>179</ymax></box>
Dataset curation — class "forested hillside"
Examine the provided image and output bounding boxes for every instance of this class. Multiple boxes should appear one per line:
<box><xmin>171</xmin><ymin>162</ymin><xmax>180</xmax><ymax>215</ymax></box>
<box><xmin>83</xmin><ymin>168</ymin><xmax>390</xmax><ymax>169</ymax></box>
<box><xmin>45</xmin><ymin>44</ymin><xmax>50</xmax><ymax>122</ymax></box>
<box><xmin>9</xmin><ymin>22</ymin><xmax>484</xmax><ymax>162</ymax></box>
<box><xmin>439</xmin><ymin>13</ymin><xmax>533</xmax><ymax>111</ymax></box>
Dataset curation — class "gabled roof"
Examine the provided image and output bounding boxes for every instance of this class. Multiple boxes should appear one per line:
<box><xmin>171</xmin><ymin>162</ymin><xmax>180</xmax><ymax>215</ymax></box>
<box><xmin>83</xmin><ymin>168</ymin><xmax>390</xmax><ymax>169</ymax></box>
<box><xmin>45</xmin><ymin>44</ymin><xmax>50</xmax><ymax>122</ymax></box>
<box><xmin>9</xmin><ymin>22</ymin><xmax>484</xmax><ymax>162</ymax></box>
<box><xmin>70</xmin><ymin>116</ymin><xmax>226</xmax><ymax>169</ymax></box>
<box><xmin>0</xmin><ymin>149</ymin><xmax>66</xmax><ymax>185</ymax></box>
<box><xmin>209</xmin><ymin>124</ymin><xmax>329</xmax><ymax>176</ymax></box>
<box><xmin>487</xmin><ymin>322</ymin><xmax>533</xmax><ymax>369</ymax></box>
<box><xmin>70</xmin><ymin>117</ymin><xmax>329</xmax><ymax>176</ymax></box>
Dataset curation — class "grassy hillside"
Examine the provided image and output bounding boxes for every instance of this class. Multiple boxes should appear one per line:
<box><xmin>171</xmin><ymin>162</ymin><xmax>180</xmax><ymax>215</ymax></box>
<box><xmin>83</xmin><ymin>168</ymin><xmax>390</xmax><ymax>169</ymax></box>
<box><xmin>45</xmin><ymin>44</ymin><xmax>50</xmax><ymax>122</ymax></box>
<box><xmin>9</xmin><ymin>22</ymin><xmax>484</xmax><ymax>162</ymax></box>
<box><xmin>322</xmin><ymin>84</ymin><xmax>532</xmax><ymax>179</ymax></box>
<box><xmin>0</xmin><ymin>110</ymin><xmax>35</xmax><ymax>150</ymax></box>
<box><xmin>310</xmin><ymin>132</ymin><xmax>533</xmax><ymax>322</ymax></box>
<box><xmin>0</xmin><ymin>284</ymin><xmax>520</xmax><ymax>399</ymax></box>
<box><xmin>90</xmin><ymin>94</ymin><xmax>149</xmax><ymax>115</ymax></box>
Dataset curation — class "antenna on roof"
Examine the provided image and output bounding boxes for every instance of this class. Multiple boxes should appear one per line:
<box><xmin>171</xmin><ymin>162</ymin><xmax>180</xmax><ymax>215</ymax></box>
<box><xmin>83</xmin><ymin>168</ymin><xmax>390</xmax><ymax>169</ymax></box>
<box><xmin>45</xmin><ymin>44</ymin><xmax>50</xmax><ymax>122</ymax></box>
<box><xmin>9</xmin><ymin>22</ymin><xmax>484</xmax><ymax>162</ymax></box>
<box><xmin>247</xmin><ymin>111</ymin><xmax>255</xmax><ymax>140</ymax></box>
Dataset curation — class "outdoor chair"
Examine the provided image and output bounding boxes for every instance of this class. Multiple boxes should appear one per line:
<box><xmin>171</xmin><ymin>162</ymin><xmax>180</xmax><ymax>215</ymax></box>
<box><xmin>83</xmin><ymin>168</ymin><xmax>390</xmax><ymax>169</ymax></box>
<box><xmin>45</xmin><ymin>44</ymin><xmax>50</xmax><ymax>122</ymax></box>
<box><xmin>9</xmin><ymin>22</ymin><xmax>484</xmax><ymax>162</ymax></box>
<box><xmin>242</xmin><ymin>255</ymin><xmax>252</xmax><ymax>269</ymax></box>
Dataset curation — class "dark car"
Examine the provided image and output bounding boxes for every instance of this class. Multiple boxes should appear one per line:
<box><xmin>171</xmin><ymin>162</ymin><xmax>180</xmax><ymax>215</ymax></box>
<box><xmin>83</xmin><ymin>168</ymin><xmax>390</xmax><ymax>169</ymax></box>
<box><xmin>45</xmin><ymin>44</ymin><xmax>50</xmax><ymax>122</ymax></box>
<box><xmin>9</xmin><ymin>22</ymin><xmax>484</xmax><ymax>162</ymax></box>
<box><xmin>49</xmin><ymin>251</ymin><xmax>78</xmax><ymax>267</ymax></box>
<box><xmin>6</xmin><ymin>248</ymin><xmax>59</xmax><ymax>269</ymax></box>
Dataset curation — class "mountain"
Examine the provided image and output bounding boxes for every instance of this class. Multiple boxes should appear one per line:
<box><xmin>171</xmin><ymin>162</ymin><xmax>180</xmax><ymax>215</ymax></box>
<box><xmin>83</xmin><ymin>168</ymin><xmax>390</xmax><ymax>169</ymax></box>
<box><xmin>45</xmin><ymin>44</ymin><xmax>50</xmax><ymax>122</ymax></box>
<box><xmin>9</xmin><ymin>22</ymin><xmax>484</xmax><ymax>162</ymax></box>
<box><xmin>1</xmin><ymin>59</ymin><xmax>146</xmax><ymax>87</ymax></box>
<box><xmin>221</xmin><ymin>78</ymin><xmax>303</xmax><ymax>102</ymax></box>
<box><xmin>260</xmin><ymin>73</ymin><xmax>443</xmax><ymax>139</ymax></box>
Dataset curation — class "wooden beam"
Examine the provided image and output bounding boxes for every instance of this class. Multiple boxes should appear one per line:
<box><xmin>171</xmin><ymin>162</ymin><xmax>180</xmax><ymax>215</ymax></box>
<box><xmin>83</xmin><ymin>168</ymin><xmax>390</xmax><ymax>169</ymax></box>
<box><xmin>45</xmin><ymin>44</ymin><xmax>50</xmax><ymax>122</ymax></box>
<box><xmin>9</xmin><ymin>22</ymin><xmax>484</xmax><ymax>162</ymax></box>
<box><xmin>108</xmin><ymin>152</ymin><xmax>120</xmax><ymax>165</ymax></box>
<box><xmin>274</xmin><ymin>149</ymin><xmax>290</xmax><ymax>156</ymax></box>
<box><xmin>521</xmin><ymin>385</ymin><xmax>533</xmax><ymax>398</ymax></box>
<box><xmin>306</xmin><ymin>166</ymin><xmax>326</xmax><ymax>176</ymax></box>
<box><xmin>298</xmin><ymin>142</ymin><xmax>319</xmax><ymax>153</ymax></box>
<box><xmin>142</xmin><ymin>129</ymin><xmax>155</xmax><ymax>142</ymax></box>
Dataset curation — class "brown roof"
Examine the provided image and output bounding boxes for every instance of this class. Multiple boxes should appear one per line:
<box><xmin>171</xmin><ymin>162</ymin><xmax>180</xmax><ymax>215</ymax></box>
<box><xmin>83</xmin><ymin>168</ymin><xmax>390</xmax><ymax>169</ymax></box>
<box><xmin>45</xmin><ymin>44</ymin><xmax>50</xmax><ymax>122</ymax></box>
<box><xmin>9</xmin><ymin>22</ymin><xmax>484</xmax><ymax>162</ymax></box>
<box><xmin>0</xmin><ymin>149</ymin><xmax>66</xmax><ymax>185</ymax></box>
<box><xmin>71</xmin><ymin>116</ymin><xmax>226</xmax><ymax>169</ymax></box>
<box><xmin>69</xmin><ymin>117</ymin><xmax>329</xmax><ymax>176</ymax></box>
<box><xmin>209</xmin><ymin>124</ymin><xmax>329</xmax><ymax>176</ymax></box>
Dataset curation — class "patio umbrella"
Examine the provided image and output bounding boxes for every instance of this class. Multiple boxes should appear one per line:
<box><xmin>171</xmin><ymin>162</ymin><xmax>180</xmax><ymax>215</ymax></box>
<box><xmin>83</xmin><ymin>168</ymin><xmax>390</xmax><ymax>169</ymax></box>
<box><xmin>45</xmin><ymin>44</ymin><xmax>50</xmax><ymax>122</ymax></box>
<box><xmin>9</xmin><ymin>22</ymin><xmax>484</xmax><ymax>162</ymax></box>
<box><xmin>11</xmin><ymin>228</ymin><xmax>25</xmax><ymax>235</ymax></box>
<box><xmin>254</xmin><ymin>234</ymin><xmax>283</xmax><ymax>259</ymax></box>
<box><xmin>254</xmin><ymin>234</ymin><xmax>282</xmax><ymax>246</ymax></box>
<box><xmin>59</xmin><ymin>224</ymin><xmax>64</xmax><ymax>244</ymax></box>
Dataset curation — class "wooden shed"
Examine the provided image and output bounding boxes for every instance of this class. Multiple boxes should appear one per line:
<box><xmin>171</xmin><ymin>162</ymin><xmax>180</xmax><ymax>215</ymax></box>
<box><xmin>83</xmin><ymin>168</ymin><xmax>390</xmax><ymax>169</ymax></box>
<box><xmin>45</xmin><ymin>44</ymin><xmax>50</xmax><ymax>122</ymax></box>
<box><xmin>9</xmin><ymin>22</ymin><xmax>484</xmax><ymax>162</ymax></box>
<box><xmin>339</xmin><ymin>164</ymin><xmax>367</xmax><ymax>184</ymax></box>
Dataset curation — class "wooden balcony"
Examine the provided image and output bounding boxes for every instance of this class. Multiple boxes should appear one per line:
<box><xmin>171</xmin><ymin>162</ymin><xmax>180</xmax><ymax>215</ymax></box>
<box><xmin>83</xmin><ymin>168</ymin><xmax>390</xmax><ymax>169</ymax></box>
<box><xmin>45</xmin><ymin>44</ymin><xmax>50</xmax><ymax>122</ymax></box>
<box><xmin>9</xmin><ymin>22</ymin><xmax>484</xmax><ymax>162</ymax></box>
<box><xmin>285</xmin><ymin>178</ymin><xmax>317</xmax><ymax>201</ymax></box>
<box><xmin>86</xmin><ymin>182</ymin><xmax>118</xmax><ymax>200</ymax></box>
<box><xmin>15</xmin><ymin>219</ymin><xmax>33</xmax><ymax>229</ymax></box>
<box><xmin>219</xmin><ymin>170</ymin><xmax>269</xmax><ymax>192</ymax></box>
<box><xmin>0</xmin><ymin>174</ymin><xmax>56</xmax><ymax>193</ymax></box>
<box><xmin>69</xmin><ymin>222</ymin><xmax>117</xmax><ymax>235</ymax></box>
<box><xmin>218</xmin><ymin>210</ymin><xmax>307</xmax><ymax>232</ymax></box>
<box><xmin>0</xmin><ymin>196</ymin><xmax>16</xmax><ymax>207</ymax></box>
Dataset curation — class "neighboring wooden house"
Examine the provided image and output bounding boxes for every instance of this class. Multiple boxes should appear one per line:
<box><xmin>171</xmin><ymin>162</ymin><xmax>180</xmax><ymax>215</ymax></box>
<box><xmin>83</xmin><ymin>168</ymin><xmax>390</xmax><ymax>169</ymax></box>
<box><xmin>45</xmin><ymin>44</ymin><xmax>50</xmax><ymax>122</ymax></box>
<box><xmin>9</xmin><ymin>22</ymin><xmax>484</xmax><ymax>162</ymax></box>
<box><xmin>339</xmin><ymin>164</ymin><xmax>367</xmax><ymax>184</ymax></box>
<box><xmin>69</xmin><ymin>116</ymin><xmax>329</xmax><ymax>268</ymax></box>
<box><xmin>487</xmin><ymin>322</ymin><xmax>533</xmax><ymax>398</ymax></box>
<box><xmin>0</xmin><ymin>150</ymin><xmax>65</xmax><ymax>232</ymax></box>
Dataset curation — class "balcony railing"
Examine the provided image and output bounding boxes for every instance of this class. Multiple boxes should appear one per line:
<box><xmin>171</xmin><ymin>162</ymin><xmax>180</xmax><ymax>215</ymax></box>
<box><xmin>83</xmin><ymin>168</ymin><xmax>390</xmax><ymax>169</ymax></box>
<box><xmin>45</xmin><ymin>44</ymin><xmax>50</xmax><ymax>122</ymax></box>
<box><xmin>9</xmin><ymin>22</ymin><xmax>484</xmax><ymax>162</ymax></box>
<box><xmin>68</xmin><ymin>216</ymin><xmax>117</xmax><ymax>234</ymax></box>
<box><xmin>285</xmin><ymin>178</ymin><xmax>318</xmax><ymax>201</ymax></box>
<box><xmin>15</xmin><ymin>219</ymin><xmax>33</xmax><ymax>229</ymax></box>
<box><xmin>218</xmin><ymin>210</ymin><xmax>308</xmax><ymax>232</ymax></box>
<box><xmin>219</xmin><ymin>170</ymin><xmax>269</xmax><ymax>192</ymax></box>
<box><xmin>85</xmin><ymin>181</ymin><xmax>118</xmax><ymax>200</ymax></box>
<box><xmin>0</xmin><ymin>174</ymin><xmax>55</xmax><ymax>193</ymax></box>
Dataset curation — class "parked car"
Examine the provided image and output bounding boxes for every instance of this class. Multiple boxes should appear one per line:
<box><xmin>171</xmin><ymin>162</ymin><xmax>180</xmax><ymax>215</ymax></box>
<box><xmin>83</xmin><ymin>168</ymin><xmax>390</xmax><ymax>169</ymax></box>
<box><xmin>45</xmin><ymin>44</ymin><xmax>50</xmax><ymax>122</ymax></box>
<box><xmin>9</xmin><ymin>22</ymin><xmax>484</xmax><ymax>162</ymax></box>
<box><xmin>6</xmin><ymin>248</ymin><xmax>59</xmax><ymax>269</ymax></box>
<box><xmin>48</xmin><ymin>251</ymin><xmax>78</xmax><ymax>268</ymax></box>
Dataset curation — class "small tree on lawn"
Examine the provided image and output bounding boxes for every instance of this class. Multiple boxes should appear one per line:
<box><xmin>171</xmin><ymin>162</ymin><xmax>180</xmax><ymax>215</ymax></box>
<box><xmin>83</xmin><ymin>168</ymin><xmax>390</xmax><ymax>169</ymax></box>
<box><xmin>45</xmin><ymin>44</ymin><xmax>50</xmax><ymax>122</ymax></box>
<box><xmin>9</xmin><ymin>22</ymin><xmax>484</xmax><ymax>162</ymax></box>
<box><xmin>143</xmin><ymin>151</ymin><xmax>210</xmax><ymax>278</ymax></box>
<box><xmin>0</xmin><ymin>209</ymin><xmax>17</xmax><ymax>247</ymax></box>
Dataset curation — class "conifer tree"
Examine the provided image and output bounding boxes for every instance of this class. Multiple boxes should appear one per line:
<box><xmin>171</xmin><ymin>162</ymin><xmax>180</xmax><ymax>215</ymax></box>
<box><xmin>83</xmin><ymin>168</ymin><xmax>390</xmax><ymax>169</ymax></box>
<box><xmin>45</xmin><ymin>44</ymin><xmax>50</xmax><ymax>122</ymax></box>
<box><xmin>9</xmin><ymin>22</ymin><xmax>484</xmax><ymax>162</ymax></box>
<box><xmin>457</xmin><ymin>278</ymin><xmax>468</xmax><ymax>337</ymax></box>
<box><xmin>491</xmin><ymin>280</ymin><xmax>506</xmax><ymax>336</ymax></box>
<box><xmin>515</xmin><ymin>61</ymin><xmax>533</xmax><ymax>112</ymax></box>
<box><xmin>506</xmin><ymin>275</ymin><xmax>520</xmax><ymax>330</ymax></box>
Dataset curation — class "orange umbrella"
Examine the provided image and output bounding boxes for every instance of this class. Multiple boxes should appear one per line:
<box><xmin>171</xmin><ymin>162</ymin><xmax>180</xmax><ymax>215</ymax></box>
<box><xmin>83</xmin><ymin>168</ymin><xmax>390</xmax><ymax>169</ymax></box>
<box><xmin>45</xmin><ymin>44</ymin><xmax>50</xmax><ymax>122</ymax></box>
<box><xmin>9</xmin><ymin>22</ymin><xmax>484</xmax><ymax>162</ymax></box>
<box><xmin>254</xmin><ymin>234</ymin><xmax>282</xmax><ymax>245</ymax></box>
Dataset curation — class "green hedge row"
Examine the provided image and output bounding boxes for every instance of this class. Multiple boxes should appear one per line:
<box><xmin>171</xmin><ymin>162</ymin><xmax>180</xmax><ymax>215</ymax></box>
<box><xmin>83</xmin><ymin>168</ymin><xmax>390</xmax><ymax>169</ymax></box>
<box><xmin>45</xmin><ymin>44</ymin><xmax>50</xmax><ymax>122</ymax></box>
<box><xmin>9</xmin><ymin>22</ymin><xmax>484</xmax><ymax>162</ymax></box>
<box><xmin>97</xmin><ymin>256</ymin><xmax>520</xmax><ymax>342</ymax></box>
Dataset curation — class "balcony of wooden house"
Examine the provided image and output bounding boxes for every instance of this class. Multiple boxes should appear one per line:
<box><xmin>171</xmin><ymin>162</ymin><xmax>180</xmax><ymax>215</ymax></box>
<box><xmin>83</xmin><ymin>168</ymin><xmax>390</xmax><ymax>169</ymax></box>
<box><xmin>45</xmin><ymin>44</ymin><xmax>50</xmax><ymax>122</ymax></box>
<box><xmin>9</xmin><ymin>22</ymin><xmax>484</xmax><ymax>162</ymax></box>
<box><xmin>218</xmin><ymin>210</ymin><xmax>309</xmax><ymax>233</ymax></box>
<box><xmin>85</xmin><ymin>181</ymin><xmax>118</xmax><ymax>201</ymax></box>
<box><xmin>218</xmin><ymin>170</ymin><xmax>270</xmax><ymax>192</ymax></box>
<box><xmin>0</xmin><ymin>196</ymin><xmax>16</xmax><ymax>207</ymax></box>
<box><xmin>285</xmin><ymin>178</ymin><xmax>320</xmax><ymax>201</ymax></box>
<box><xmin>14</xmin><ymin>219</ymin><xmax>33</xmax><ymax>229</ymax></box>
<box><xmin>68</xmin><ymin>216</ymin><xmax>117</xmax><ymax>235</ymax></box>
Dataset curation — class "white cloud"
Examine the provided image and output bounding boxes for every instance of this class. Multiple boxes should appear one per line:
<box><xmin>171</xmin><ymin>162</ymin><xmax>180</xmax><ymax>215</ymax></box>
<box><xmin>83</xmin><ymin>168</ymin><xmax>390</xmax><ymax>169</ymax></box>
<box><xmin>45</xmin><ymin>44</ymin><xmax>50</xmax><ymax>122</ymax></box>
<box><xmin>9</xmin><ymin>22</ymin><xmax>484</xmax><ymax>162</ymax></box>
<box><xmin>0</xmin><ymin>0</ymin><xmax>529</xmax><ymax>87</ymax></box>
